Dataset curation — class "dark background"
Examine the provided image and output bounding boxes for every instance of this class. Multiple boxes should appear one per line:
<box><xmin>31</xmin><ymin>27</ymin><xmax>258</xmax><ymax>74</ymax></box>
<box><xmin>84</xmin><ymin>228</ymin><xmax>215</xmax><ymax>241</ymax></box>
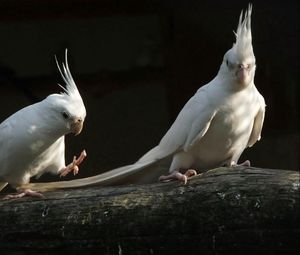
<box><xmin>0</xmin><ymin>0</ymin><xmax>299</xmax><ymax>183</ymax></box>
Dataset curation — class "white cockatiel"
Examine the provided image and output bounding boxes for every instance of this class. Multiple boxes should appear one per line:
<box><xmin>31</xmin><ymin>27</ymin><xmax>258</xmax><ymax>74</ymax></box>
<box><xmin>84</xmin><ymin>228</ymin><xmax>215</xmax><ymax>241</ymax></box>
<box><xmin>21</xmin><ymin>4</ymin><xmax>265</xmax><ymax>192</ymax></box>
<box><xmin>0</xmin><ymin>50</ymin><xmax>87</xmax><ymax>199</ymax></box>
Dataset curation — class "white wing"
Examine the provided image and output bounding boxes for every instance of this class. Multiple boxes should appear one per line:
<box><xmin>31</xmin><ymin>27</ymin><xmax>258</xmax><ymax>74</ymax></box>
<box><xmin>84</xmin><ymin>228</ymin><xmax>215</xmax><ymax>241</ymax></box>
<box><xmin>138</xmin><ymin>85</ymin><xmax>217</xmax><ymax>163</ymax></box>
<box><xmin>248</xmin><ymin>94</ymin><xmax>265</xmax><ymax>147</ymax></box>
<box><xmin>0</xmin><ymin>102</ymin><xmax>66</xmax><ymax>184</ymax></box>
<box><xmin>0</xmin><ymin>119</ymin><xmax>12</xmax><ymax>190</ymax></box>
<box><xmin>0</xmin><ymin>114</ymin><xmax>19</xmax><ymax>172</ymax></box>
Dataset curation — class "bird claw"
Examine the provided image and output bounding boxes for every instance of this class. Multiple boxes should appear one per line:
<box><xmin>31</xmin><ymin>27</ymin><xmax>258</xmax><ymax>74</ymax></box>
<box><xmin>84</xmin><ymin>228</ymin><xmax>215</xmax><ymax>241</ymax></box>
<box><xmin>2</xmin><ymin>189</ymin><xmax>44</xmax><ymax>200</ymax></box>
<box><xmin>59</xmin><ymin>150</ymin><xmax>87</xmax><ymax>177</ymax></box>
<box><xmin>159</xmin><ymin>169</ymin><xmax>198</xmax><ymax>184</ymax></box>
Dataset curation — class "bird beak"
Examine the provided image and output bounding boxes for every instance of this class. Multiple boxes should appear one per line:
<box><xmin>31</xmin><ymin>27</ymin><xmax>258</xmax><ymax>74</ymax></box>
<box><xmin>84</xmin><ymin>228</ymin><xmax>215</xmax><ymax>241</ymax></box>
<box><xmin>70</xmin><ymin>117</ymin><xmax>84</xmax><ymax>136</ymax></box>
<box><xmin>236</xmin><ymin>64</ymin><xmax>249</xmax><ymax>83</ymax></box>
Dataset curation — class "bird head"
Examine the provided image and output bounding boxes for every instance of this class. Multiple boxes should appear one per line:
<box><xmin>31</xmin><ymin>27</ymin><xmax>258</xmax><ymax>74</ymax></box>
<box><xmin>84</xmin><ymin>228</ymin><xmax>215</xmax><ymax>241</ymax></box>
<box><xmin>219</xmin><ymin>4</ymin><xmax>256</xmax><ymax>89</ymax></box>
<box><xmin>45</xmin><ymin>49</ymin><xmax>86</xmax><ymax>136</ymax></box>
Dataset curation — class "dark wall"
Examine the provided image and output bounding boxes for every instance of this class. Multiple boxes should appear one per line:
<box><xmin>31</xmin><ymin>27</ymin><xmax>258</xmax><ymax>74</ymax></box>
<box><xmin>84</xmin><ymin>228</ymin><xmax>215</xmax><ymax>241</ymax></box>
<box><xmin>0</xmin><ymin>0</ymin><xmax>299</xmax><ymax>184</ymax></box>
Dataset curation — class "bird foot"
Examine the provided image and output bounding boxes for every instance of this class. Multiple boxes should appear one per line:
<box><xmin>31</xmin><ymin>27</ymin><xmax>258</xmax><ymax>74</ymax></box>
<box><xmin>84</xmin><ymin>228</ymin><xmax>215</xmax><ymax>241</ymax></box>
<box><xmin>159</xmin><ymin>169</ymin><xmax>197</xmax><ymax>184</ymax></box>
<box><xmin>59</xmin><ymin>150</ymin><xmax>87</xmax><ymax>177</ymax></box>
<box><xmin>2</xmin><ymin>189</ymin><xmax>44</xmax><ymax>200</ymax></box>
<box><xmin>231</xmin><ymin>160</ymin><xmax>251</xmax><ymax>167</ymax></box>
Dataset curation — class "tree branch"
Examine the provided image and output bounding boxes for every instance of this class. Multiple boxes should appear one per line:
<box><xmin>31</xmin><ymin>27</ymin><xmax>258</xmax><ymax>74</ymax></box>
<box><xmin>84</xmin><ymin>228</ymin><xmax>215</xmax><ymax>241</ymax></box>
<box><xmin>0</xmin><ymin>167</ymin><xmax>299</xmax><ymax>254</ymax></box>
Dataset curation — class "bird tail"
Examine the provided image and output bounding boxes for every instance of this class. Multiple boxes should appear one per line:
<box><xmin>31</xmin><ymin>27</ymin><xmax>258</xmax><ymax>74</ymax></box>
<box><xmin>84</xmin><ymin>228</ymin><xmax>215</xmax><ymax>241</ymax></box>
<box><xmin>0</xmin><ymin>182</ymin><xmax>8</xmax><ymax>192</ymax></box>
<box><xmin>20</xmin><ymin>160</ymin><xmax>156</xmax><ymax>192</ymax></box>
<box><xmin>137</xmin><ymin>145</ymin><xmax>170</xmax><ymax>163</ymax></box>
<box><xmin>20</xmin><ymin>146</ymin><xmax>172</xmax><ymax>192</ymax></box>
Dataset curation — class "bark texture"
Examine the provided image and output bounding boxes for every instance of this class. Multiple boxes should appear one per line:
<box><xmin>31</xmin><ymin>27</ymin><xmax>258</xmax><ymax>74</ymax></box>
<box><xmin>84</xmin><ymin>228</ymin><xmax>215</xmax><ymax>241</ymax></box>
<box><xmin>0</xmin><ymin>167</ymin><xmax>299</xmax><ymax>255</ymax></box>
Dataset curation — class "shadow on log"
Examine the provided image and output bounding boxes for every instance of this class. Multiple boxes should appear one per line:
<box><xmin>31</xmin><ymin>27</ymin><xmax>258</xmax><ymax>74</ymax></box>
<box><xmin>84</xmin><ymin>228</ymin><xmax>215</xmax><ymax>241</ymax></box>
<box><xmin>0</xmin><ymin>167</ymin><xmax>299</xmax><ymax>255</ymax></box>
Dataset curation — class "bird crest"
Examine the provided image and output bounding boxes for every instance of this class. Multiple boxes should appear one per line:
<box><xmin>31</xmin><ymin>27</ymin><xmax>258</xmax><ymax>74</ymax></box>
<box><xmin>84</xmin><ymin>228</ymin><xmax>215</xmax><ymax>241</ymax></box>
<box><xmin>232</xmin><ymin>4</ymin><xmax>254</xmax><ymax>61</ymax></box>
<box><xmin>55</xmin><ymin>49</ymin><xmax>83</xmax><ymax>102</ymax></box>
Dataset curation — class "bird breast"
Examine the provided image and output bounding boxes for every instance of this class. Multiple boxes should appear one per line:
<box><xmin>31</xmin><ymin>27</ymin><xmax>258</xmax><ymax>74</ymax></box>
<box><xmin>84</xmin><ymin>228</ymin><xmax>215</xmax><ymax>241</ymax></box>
<box><xmin>190</xmin><ymin>89</ymin><xmax>258</xmax><ymax>168</ymax></box>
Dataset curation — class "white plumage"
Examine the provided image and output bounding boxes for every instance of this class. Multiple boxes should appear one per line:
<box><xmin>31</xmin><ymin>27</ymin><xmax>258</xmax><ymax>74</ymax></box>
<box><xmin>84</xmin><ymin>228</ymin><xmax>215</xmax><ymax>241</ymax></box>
<box><xmin>21</xmin><ymin>5</ymin><xmax>265</xmax><ymax>192</ymax></box>
<box><xmin>0</xmin><ymin>50</ymin><xmax>87</xmax><ymax>198</ymax></box>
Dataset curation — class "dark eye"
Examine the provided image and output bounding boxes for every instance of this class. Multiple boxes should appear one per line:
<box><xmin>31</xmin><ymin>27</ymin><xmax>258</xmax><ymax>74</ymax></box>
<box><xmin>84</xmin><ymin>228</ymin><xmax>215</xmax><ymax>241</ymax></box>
<box><xmin>226</xmin><ymin>60</ymin><xmax>229</xmax><ymax>66</ymax></box>
<box><xmin>62</xmin><ymin>111</ymin><xmax>70</xmax><ymax>119</ymax></box>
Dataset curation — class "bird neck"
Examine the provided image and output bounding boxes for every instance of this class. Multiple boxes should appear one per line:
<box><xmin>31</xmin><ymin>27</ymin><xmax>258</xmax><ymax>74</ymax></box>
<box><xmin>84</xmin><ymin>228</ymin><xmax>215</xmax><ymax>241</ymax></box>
<box><xmin>216</xmin><ymin>73</ymin><xmax>254</xmax><ymax>92</ymax></box>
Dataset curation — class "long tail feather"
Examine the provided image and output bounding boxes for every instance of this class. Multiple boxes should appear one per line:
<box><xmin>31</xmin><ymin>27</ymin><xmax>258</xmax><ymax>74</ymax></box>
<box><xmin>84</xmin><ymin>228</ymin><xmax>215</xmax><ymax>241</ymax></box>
<box><xmin>20</xmin><ymin>145</ymin><xmax>174</xmax><ymax>192</ymax></box>
<box><xmin>20</xmin><ymin>160</ymin><xmax>157</xmax><ymax>192</ymax></box>
<box><xmin>0</xmin><ymin>182</ymin><xmax>8</xmax><ymax>192</ymax></box>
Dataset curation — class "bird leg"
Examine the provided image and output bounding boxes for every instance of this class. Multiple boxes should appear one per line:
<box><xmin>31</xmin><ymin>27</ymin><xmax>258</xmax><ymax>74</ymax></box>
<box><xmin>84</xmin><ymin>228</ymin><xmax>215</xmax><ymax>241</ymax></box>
<box><xmin>2</xmin><ymin>189</ymin><xmax>44</xmax><ymax>200</ymax></box>
<box><xmin>159</xmin><ymin>169</ymin><xmax>197</xmax><ymax>184</ymax></box>
<box><xmin>59</xmin><ymin>150</ymin><xmax>87</xmax><ymax>177</ymax></box>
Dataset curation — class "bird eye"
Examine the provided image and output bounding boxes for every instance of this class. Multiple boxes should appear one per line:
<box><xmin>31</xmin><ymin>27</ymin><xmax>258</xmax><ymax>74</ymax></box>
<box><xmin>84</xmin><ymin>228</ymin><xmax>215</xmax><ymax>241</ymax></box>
<box><xmin>62</xmin><ymin>111</ymin><xmax>70</xmax><ymax>119</ymax></box>
<box><xmin>226</xmin><ymin>60</ymin><xmax>229</xmax><ymax>66</ymax></box>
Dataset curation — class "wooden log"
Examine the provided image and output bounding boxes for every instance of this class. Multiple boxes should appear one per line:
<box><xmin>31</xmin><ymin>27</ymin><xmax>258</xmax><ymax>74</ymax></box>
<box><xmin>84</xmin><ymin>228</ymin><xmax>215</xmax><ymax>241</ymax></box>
<box><xmin>0</xmin><ymin>167</ymin><xmax>299</xmax><ymax>255</ymax></box>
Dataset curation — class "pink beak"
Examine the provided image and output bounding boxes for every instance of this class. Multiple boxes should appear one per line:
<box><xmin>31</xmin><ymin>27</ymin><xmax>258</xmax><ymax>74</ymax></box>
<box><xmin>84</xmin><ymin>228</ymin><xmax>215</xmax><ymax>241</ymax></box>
<box><xmin>70</xmin><ymin>117</ymin><xmax>84</xmax><ymax>136</ymax></box>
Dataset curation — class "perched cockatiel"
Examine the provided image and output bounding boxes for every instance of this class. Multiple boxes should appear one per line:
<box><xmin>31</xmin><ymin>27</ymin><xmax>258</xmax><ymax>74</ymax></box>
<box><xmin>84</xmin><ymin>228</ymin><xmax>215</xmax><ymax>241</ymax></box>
<box><xmin>21</xmin><ymin>4</ymin><xmax>265</xmax><ymax>192</ymax></box>
<box><xmin>0</xmin><ymin>50</ymin><xmax>87</xmax><ymax>199</ymax></box>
